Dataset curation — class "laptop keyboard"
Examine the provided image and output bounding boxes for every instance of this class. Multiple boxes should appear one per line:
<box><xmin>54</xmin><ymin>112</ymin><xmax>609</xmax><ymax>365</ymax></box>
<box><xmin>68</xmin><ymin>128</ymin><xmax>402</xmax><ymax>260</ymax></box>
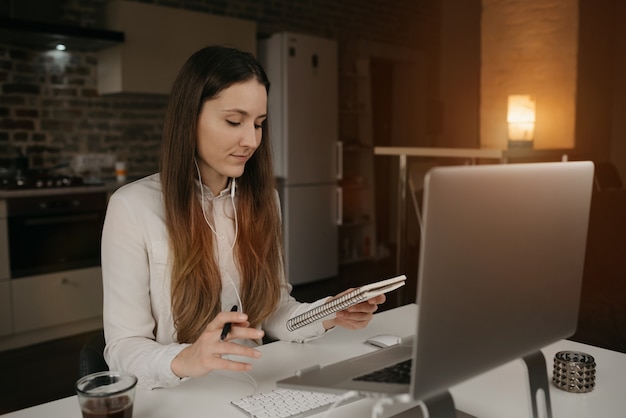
<box><xmin>354</xmin><ymin>359</ymin><xmax>413</xmax><ymax>384</ymax></box>
<box><xmin>232</xmin><ymin>388</ymin><xmax>359</xmax><ymax>418</ymax></box>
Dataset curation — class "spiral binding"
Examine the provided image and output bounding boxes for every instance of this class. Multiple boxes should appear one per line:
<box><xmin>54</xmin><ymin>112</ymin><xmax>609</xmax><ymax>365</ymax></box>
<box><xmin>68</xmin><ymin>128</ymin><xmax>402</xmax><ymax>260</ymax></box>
<box><xmin>286</xmin><ymin>288</ymin><xmax>368</xmax><ymax>331</ymax></box>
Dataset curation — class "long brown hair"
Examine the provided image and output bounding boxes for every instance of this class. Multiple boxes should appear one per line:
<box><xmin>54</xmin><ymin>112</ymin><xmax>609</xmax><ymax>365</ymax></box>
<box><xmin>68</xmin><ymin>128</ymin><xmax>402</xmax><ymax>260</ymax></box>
<box><xmin>159</xmin><ymin>46</ymin><xmax>283</xmax><ymax>343</ymax></box>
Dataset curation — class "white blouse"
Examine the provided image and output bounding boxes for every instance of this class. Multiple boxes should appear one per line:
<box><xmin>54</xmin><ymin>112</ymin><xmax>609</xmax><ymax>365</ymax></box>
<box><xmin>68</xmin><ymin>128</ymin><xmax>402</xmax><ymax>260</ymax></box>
<box><xmin>101</xmin><ymin>174</ymin><xmax>328</xmax><ymax>389</ymax></box>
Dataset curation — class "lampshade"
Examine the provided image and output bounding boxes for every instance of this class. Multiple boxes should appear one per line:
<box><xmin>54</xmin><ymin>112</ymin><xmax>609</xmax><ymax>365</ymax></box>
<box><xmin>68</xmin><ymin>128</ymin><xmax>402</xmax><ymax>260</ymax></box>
<box><xmin>507</xmin><ymin>95</ymin><xmax>536</xmax><ymax>141</ymax></box>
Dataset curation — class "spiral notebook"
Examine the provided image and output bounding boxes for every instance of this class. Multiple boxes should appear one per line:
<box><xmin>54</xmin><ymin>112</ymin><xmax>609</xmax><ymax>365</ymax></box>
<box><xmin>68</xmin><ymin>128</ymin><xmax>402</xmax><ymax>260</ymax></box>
<box><xmin>286</xmin><ymin>275</ymin><xmax>406</xmax><ymax>331</ymax></box>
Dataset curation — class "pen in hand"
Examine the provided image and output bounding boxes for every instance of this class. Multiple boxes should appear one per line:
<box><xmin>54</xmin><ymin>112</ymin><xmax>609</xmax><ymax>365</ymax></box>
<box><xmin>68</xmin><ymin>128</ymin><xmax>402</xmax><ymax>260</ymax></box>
<box><xmin>220</xmin><ymin>305</ymin><xmax>238</xmax><ymax>341</ymax></box>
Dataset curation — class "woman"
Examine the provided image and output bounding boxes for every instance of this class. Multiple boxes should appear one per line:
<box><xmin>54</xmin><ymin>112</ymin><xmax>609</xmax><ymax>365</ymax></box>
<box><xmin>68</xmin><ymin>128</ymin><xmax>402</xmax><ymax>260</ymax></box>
<box><xmin>101</xmin><ymin>45</ymin><xmax>385</xmax><ymax>389</ymax></box>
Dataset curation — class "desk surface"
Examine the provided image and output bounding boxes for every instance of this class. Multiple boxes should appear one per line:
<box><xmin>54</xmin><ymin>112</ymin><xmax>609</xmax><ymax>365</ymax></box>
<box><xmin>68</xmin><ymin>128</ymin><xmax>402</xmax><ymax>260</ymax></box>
<box><xmin>3</xmin><ymin>304</ymin><xmax>625</xmax><ymax>418</ymax></box>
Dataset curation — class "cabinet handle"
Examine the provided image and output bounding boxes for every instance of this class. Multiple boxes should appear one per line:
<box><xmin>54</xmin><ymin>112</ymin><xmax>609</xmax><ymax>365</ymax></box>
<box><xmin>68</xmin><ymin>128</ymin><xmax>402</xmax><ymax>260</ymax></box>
<box><xmin>336</xmin><ymin>187</ymin><xmax>343</xmax><ymax>226</ymax></box>
<box><xmin>336</xmin><ymin>141</ymin><xmax>343</xmax><ymax>180</ymax></box>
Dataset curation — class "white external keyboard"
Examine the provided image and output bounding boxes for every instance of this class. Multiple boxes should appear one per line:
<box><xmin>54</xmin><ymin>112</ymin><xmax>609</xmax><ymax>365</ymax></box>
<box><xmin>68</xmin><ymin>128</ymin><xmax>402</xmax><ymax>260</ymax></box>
<box><xmin>231</xmin><ymin>388</ymin><xmax>359</xmax><ymax>418</ymax></box>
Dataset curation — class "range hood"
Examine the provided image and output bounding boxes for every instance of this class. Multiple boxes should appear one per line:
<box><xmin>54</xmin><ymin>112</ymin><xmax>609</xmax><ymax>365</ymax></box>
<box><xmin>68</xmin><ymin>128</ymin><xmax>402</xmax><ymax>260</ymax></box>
<box><xmin>0</xmin><ymin>16</ymin><xmax>124</xmax><ymax>51</ymax></box>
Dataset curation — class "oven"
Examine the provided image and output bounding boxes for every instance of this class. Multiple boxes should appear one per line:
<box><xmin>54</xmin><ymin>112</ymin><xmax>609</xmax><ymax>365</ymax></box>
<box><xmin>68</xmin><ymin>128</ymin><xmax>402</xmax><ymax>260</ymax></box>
<box><xmin>5</xmin><ymin>192</ymin><xmax>107</xmax><ymax>278</ymax></box>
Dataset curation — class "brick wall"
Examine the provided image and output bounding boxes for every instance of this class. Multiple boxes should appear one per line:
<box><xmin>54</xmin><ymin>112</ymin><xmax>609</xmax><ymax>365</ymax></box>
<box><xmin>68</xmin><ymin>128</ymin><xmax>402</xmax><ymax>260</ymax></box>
<box><xmin>0</xmin><ymin>0</ymin><xmax>439</xmax><ymax>177</ymax></box>
<box><xmin>0</xmin><ymin>45</ymin><xmax>167</xmax><ymax>175</ymax></box>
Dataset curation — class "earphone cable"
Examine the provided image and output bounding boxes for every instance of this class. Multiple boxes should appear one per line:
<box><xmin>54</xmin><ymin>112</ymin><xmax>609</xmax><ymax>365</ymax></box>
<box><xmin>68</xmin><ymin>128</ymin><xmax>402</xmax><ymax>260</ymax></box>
<box><xmin>194</xmin><ymin>158</ymin><xmax>221</xmax><ymax>238</ymax></box>
<box><xmin>194</xmin><ymin>158</ymin><xmax>243</xmax><ymax>311</ymax></box>
<box><xmin>194</xmin><ymin>158</ymin><xmax>238</xmax><ymax>252</ymax></box>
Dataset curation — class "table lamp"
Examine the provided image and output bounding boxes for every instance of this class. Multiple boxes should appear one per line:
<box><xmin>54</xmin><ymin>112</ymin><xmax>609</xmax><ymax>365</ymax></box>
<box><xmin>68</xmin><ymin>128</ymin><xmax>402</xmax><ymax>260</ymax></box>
<box><xmin>507</xmin><ymin>94</ymin><xmax>535</xmax><ymax>148</ymax></box>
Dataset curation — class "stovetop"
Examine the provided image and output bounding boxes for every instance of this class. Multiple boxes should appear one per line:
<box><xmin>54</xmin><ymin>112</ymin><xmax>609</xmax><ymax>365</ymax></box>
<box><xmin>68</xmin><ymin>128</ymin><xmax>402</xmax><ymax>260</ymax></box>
<box><xmin>0</xmin><ymin>175</ymin><xmax>86</xmax><ymax>190</ymax></box>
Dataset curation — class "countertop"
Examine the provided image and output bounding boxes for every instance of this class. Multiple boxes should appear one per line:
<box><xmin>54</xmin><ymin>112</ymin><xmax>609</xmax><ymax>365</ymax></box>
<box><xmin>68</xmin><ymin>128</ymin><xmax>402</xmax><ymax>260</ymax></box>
<box><xmin>0</xmin><ymin>179</ymin><xmax>133</xmax><ymax>199</ymax></box>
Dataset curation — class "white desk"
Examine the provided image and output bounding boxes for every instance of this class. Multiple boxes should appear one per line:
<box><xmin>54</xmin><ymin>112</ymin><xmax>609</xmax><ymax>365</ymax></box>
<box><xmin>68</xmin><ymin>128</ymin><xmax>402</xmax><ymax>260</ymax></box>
<box><xmin>3</xmin><ymin>304</ymin><xmax>625</xmax><ymax>418</ymax></box>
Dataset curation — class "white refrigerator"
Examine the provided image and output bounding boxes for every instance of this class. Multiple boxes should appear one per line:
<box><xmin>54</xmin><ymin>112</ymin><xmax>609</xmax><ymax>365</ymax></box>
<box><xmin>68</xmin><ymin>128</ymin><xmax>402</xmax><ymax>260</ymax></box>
<box><xmin>258</xmin><ymin>32</ymin><xmax>340</xmax><ymax>285</ymax></box>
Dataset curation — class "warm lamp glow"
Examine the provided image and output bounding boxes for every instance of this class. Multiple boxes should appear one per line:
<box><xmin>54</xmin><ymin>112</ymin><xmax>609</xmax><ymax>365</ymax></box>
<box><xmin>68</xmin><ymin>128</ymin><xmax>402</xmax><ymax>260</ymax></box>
<box><xmin>507</xmin><ymin>95</ymin><xmax>536</xmax><ymax>141</ymax></box>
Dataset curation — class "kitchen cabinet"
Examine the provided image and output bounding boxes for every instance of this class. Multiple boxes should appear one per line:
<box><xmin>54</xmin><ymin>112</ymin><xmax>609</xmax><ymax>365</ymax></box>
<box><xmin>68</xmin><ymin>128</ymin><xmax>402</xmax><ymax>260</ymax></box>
<box><xmin>0</xmin><ymin>200</ymin><xmax>9</xmax><ymax>337</ymax></box>
<box><xmin>11</xmin><ymin>267</ymin><xmax>102</xmax><ymax>333</ymax></box>
<box><xmin>0</xmin><ymin>190</ymin><xmax>107</xmax><ymax>350</ymax></box>
<box><xmin>97</xmin><ymin>0</ymin><xmax>256</xmax><ymax>95</ymax></box>
<box><xmin>0</xmin><ymin>199</ymin><xmax>8</xmax><ymax>280</ymax></box>
<box><xmin>0</xmin><ymin>281</ymin><xmax>11</xmax><ymax>337</ymax></box>
<box><xmin>338</xmin><ymin>59</ymin><xmax>377</xmax><ymax>264</ymax></box>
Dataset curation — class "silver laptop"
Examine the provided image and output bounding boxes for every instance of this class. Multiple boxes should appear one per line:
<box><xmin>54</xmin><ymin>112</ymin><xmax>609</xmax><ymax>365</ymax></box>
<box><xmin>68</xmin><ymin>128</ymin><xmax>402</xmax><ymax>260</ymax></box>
<box><xmin>278</xmin><ymin>161</ymin><xmax>594</xmax><ymax>404</ymax></box>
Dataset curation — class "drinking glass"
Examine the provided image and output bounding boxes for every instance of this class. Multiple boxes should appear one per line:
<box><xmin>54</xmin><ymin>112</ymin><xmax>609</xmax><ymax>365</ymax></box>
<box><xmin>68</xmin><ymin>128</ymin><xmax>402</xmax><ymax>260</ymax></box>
<box><xmin>75</xmin><ymin>371</ymin><xmax>137</xmax><ymax>418</ymax></box>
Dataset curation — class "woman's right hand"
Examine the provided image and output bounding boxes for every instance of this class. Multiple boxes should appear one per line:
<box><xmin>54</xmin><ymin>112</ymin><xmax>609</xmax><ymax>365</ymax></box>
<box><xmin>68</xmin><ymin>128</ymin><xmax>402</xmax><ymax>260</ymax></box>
<box><xmin>170</xmin><ymin>310</ymin><xmax>264</xmax><ymax>379</ymax></box>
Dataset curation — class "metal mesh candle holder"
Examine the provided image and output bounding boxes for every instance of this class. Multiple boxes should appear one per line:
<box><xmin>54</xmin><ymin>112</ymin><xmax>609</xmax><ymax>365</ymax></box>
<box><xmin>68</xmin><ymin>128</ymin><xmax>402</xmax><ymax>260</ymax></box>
<box><xmin>552</xmin><ymin>351</ymin><xmax>596</xmax><ymax>393</ymax></box>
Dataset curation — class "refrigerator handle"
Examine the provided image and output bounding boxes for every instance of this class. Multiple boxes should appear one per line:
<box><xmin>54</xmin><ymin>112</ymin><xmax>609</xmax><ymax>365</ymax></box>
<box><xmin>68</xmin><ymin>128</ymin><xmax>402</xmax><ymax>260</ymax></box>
<box><xmin>336</xmin><ymin>186</ymin><xmax>343</xmax><ymax>226</ymax></box>
<box><xmin>336</xmin><ymin>141</ymin><xmax>343</xmax><ymax>180</ymax></box>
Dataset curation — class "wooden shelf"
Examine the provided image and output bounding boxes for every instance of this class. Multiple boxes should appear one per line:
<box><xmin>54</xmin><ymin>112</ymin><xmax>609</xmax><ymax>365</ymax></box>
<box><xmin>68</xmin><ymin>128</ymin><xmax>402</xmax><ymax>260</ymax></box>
<box><xmin>338</xmin><ymin>57</ymin><xmax>376</xmax><ymax>263</ymax></box>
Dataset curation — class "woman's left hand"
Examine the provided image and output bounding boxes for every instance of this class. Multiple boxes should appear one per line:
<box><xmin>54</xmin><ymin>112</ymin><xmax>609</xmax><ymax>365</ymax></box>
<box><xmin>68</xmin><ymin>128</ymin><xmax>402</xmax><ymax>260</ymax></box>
<box><xmin>322</xmin><ymin>291</ymin><xmax>386</xmax><ymax>330</ymax></box>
